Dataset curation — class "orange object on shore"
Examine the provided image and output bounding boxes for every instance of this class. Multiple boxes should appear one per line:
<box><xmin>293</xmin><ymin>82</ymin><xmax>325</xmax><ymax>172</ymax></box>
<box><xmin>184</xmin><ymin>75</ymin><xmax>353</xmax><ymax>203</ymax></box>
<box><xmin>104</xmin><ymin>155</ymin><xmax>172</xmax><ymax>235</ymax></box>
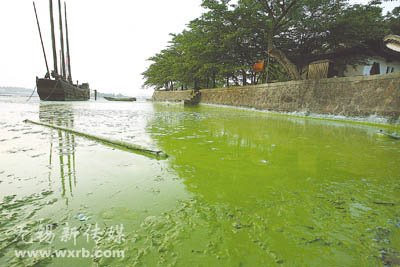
<box><xmin>253</xmin><ymin>60</ymin><xmax>265</xmax><ymax>72</ymax></box>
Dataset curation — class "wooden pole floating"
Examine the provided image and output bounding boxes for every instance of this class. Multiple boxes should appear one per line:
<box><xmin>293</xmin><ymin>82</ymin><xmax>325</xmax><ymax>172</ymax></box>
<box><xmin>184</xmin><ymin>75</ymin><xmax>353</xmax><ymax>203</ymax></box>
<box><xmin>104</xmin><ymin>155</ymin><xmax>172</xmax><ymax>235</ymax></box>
<box><xmin>33</xmin><ymin>1</ymin><xmax>50</xmax><ymax>77</ymax></box>
<box><xmin>23</xmin><ymin>119</ymin><xmax>168</xmax><ymax>160</ymax></box>
<box><xmin>58</xmin><ymin>0</ymin><xmax>66</xmax><ymax>79</ymax></box>
<box><xmin>49</xmin><ymin>0</ymin><xmax>58</xmax><ymax>76</ymax></box>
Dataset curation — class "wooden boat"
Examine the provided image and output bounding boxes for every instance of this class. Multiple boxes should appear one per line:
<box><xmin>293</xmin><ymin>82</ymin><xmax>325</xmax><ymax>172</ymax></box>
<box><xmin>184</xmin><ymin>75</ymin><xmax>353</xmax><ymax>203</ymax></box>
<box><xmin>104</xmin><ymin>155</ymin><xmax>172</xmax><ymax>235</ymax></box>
<box><xmin>36</xmin><ymin>78</ymin><xmax>89</xmax><ymax>101</ymax></box>
<box><xmin>33</xmin><ymin>0</ymin><xmax>90</xmax><ymax>101</ymax></box>
<box><xmin>104</xmin><ymin>96</ymin><xmax>136</xmax><ymax>102</ymax></box>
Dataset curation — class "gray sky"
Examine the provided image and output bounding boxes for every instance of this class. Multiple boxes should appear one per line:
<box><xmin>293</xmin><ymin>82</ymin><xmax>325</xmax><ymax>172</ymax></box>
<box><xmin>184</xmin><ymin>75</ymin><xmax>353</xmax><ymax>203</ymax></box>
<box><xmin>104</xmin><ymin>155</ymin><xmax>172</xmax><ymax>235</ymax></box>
<box><xmin>0</xmin><ymin>0</ymin><xmax>398</xmax><ymax>96</ymax></box>
<box><xmin>0</xmin><ymin>0</ymin><xmax>203</xmax><ymax>96</ymax></box>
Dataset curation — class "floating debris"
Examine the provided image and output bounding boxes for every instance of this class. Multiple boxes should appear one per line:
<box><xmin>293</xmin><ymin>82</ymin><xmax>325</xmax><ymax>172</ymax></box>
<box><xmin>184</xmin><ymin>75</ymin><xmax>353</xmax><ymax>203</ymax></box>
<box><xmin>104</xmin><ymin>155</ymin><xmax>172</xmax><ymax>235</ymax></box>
<box><xmin>373</xmin><ymin>201</ymin><xmax>396</xmax><ymax>206</ymax></box>
<box><xmin>75</xmin><ymin>213</ymin><xmax>90</xmax><ymax>221</ymax></box>
<box><xmin>377</xmin><ymin>130</ymin><xmax>400</xmax><ymax>140</ymax></box>
<box><xmin>23</xmin><ymin>119</ymin><xmax>168</xmax><ymax>160</ymax></box>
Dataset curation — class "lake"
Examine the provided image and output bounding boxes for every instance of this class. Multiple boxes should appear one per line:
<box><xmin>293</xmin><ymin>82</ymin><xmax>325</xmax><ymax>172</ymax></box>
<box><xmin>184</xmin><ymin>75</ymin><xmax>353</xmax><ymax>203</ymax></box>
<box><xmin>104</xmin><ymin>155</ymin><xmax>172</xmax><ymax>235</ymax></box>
<box><xmin>0</xmin><ymin>96</ymin><xmax>399</xmax><ymax>266</ymax></box>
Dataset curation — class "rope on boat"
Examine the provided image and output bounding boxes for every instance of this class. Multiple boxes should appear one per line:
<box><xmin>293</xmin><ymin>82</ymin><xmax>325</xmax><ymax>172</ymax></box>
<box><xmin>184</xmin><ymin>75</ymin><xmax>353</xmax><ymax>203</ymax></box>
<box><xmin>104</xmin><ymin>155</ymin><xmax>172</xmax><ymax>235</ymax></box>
<box><xmin>26</xmin><ymin>79</ymin><xmax>60</xmax><ymax>102</ymax></box>
<box><xmin>23</xmin><ymin>119</ymin><xmax>168</xmax><ymax>160</ymax></box>
<box><xmin>26</xmin><ymin>85</ymin><xmax>37</xmax><ymax>102</ymax></box>
<box><xmin>43</xmin><ymin>80</ymin><xmax>60</xmax><ymax>101</ymax></box>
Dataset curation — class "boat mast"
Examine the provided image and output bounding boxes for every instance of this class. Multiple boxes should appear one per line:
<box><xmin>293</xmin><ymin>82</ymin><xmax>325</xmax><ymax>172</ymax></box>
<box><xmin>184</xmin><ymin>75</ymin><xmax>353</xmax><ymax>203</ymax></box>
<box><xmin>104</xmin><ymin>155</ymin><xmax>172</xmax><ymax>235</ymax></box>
<box><xmin>49</xmin><ymin>0</ymin><xmax>58</xmax><ymax>77</ymax></box>
<box><xmin>33</xmin><ymin>1</ymin><xmax>50</xmax><ymax>77</ymax></box>
<box><xmin>58</xmin><ymin>0</ymin><xmax>66</xmax><ymax>80</ymax></box>
<box><xmin>59</xmin><ymin>49</ymin><xmax>62</xmax><ymax>74</ymax></box>
<box><xmin>64</xmin><ymin>2</ymin><xmax>72</xmax><ymax>83</ymax></box>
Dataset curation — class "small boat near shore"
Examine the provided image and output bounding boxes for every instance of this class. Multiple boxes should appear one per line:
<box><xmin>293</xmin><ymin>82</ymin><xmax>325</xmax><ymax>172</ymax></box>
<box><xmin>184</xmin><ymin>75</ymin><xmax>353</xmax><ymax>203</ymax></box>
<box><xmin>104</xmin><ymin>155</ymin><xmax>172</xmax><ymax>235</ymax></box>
<box><xmin>104</xmin><ymin>96</ymin><xmax>136</xmax><ymax>102</ymax></box>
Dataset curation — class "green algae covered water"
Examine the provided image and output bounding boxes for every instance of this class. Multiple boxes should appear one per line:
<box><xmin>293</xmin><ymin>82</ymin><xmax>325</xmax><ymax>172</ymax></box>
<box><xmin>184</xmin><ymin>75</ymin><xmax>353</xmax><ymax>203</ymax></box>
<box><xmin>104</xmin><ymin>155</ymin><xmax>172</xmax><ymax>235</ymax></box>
<box><xmin>0</xmin><ymin>97</ymin><xmax>399</xmax><ymax>266</ymax></box>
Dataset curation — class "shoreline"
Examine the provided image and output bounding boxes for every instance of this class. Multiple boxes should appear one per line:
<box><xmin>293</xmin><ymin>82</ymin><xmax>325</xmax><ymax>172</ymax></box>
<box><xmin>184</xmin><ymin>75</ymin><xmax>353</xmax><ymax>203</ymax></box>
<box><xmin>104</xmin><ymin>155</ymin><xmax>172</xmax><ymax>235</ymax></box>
<box><xmin>153</xmin><ymin>72</ymin><xmax>400</xmax><ymax>129</ymax></box>
<box><xmin>155</xmin><ymin>101</ymin><xmax>400</xmax><ymax>130</ymax></box>
<box><xmin>200</xmin><ymin>103</ymin><xmax>400</xmax><ymax>129</ymax></box>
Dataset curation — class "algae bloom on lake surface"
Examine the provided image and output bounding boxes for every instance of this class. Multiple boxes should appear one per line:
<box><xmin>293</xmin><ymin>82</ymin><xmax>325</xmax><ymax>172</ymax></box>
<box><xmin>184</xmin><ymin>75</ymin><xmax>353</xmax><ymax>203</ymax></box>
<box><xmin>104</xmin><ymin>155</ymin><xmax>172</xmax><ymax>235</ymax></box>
<box><xmin>0</xmin><ymin>97</ymin><xmax>399</xmax><ymax>266</ymax></box>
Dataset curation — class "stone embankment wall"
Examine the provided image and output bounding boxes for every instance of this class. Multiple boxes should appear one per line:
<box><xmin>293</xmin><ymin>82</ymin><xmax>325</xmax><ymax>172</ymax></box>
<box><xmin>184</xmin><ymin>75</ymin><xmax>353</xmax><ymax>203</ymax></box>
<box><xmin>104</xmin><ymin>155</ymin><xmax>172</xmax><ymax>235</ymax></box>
<box><xmin>151</xmin><ymin>90</ymin><xmax>193</xmax><ymax>102</ymax></box>
<box><xmin>152</xmin><ymin>72</ymin><xmax>400</xmax><ymax>119</ymax></box>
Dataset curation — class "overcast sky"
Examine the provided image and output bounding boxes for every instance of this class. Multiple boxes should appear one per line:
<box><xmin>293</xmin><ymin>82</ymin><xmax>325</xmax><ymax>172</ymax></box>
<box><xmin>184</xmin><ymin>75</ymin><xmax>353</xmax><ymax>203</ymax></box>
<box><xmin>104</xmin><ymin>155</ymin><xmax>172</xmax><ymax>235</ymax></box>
<box><xmin>0</xmin><ymin>0</ymin><xmax>398</xmax><ymax>96</ymax></box>
<box><xmin>0</xmin><ymin>0</ymin><xmax>203</xmax><ymax>96</ymax></box>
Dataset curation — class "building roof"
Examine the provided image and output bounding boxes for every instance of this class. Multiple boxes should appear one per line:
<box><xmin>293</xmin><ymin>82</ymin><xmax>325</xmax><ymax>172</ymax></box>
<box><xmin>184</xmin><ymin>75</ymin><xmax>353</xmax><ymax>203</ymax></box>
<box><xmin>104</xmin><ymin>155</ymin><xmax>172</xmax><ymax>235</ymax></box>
<box><xmin>293</xmin><ymin>41</ymin><xmax>400</xmax><ymax>66</ymax></box>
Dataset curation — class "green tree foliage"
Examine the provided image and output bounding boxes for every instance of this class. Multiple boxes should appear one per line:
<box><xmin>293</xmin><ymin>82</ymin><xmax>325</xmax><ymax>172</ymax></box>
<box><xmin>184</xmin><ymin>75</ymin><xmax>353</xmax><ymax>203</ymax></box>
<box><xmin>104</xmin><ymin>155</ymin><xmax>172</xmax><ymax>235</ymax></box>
<box><xmin>142</xmin><ymin>0</ymin><xmax>398</xmax><ymax>90</ymax></box>
<box><xmin>386</xmin><ymin>6</ymin><xmax>400</xmax><ymax>34</ymax></box>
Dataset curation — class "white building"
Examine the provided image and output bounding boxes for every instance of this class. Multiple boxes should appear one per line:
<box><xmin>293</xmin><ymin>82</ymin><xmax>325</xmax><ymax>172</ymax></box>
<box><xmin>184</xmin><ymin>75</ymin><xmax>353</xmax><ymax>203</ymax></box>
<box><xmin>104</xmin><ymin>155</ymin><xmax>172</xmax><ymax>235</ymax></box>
<box><xmin>344</xmin><ymin>56</ymin><xmax>400</xmax><ymax>76</ymax></box>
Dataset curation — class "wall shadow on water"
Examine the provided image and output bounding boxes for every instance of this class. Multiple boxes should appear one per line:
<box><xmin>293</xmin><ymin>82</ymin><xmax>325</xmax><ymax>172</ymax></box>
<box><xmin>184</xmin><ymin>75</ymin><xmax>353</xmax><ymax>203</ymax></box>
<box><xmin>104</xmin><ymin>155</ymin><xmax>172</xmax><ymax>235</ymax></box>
<box><xmin>140</xmin><ymin>103</ymin><xmax>400</xmax><ymax>266</ymax></box>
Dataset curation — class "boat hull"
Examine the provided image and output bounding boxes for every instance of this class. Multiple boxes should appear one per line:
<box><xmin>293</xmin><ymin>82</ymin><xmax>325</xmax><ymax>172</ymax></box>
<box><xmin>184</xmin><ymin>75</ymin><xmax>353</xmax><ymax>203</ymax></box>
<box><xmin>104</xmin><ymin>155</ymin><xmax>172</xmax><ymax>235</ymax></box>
<box><xmin>104</xmin><ymin>96</ymin><xmax>136</xmax><ymax>102</ymax></box>
<box><xmin>36</xmin><ymin>78</ymin><xmax>90</xmax><ymax>101</ymax></box>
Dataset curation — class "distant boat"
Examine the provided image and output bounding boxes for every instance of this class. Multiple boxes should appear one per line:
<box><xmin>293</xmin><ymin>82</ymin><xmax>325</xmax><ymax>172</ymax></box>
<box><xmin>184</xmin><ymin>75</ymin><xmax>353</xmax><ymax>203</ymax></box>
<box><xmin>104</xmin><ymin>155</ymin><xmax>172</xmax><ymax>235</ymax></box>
<box><xmin>34</xmin><ymin>0</ymin><xmax>90</xmax><ymax>101</ymax></box>
<box><xmin>104</xmin><ymin>96</ymin><xmax>136</xmax><ymax>102</ymax></box>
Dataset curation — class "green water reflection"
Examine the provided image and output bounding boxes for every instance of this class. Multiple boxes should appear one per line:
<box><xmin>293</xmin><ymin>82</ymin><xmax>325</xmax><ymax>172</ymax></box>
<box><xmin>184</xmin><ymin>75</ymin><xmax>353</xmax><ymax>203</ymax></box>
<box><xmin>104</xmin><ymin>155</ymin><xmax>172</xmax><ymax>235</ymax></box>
<box><xmin>0</xmin><ymin>100</ymin><xmax>399</xmax><ymax>266</ymax></box>
<box><xmin>39</xmin><ymin>104</ymin><xmax>77</xmax><ymax>203</ymax></box>
<box><xmin>142</xmin><ymin>103</ymin><xmax>400</xmax><ymax>266</ymax></box>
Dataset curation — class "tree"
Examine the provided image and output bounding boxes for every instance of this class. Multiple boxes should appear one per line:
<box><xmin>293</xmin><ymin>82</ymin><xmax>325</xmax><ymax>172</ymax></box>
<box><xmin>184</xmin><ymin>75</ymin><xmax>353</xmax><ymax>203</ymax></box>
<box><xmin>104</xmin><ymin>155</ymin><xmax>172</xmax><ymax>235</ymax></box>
<box><xmin>386</xmin><ymin>6</ymin><xmax>400</xmax><ymax>35</ymax></box>
<box><xmin>143</xmin><ymin>0</ymin><xmax>393</xmax><ymax>88</ymax></box>
<box><xmin>253</xmin><ymin>0</ymin><xmax>304</xmax><ymax>79</ymax></box>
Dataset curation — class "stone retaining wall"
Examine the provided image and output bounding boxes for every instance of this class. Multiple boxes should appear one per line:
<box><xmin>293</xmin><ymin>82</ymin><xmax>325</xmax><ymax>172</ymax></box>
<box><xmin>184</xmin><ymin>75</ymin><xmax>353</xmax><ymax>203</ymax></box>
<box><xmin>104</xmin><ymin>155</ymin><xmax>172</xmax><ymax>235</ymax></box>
<box><xmin>152</xmin><ymin>72</ymin><xmax>400</xmax><ymax>119</ymax></box>
<box><xmin>152</xmin><ymin>90</ymin><xmax>193</xmax><ymax>102</ymax></box>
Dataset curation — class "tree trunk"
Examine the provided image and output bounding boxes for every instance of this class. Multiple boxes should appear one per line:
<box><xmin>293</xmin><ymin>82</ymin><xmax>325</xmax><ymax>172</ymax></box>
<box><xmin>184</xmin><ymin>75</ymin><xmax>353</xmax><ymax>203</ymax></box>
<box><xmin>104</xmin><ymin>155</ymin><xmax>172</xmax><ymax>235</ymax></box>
<box><xmin>232</xmin><ymin>75</ymin><xmax>240</xmax><ymax>86</ymax></box>
<box><xmin>242</xmin><ymin>69</ymin><xmax>247</xmax><ymax>85</ymax></box>
<box><xmin>212</xmin><ymin>73</ymin><xmax>216</xmax><ymax>88</ymax></box>
<box><xmin>268</xmin><ymin>48</ymin><xmax>301</xmax><ymax>80</ymax></box>
<box><xmin>266</xmin><ymin>30</ymin><xmax>301</xmax><ymax>81</ymax></box>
